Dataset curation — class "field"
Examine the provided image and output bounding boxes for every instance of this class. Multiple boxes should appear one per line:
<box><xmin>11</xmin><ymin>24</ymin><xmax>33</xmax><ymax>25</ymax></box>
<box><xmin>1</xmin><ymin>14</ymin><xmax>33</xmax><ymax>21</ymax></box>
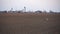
<box><xmin>0</xmin><ymin>13</ymin><xmax>60</xmax><ymax>34</ymax></box>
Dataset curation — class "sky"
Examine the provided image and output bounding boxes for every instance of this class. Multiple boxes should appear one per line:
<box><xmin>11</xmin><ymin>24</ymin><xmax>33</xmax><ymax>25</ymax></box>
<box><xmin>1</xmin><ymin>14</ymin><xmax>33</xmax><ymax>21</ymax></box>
<box><xmin>0</xmin><ymin>0</ymin><xmax>60</xmax><ymax>12</ymax></box>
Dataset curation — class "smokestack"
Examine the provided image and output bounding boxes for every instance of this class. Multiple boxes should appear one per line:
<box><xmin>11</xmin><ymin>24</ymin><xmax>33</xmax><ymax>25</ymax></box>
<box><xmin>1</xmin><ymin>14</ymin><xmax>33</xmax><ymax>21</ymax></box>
<box><xmin>23</xmin><ymin>6</ymin><xmax>26</xmax><ymax>12</ymax></box>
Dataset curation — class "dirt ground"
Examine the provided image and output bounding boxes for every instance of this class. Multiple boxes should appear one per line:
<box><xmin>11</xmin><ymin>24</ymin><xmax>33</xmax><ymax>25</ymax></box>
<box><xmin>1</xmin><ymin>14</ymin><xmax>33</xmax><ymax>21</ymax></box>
<box><xmin>0</xmin><ymin>13</ymin><xmax>60</xmax><ymax>34</ymax></box>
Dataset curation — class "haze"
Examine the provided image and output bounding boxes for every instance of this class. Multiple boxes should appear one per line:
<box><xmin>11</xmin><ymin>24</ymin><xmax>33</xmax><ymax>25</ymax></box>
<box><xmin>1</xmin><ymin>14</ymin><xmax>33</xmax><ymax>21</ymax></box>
<box><xmin>0</xmin><ymin>0</ymin><xmax>60</xmax><ymax>12</ymax></box>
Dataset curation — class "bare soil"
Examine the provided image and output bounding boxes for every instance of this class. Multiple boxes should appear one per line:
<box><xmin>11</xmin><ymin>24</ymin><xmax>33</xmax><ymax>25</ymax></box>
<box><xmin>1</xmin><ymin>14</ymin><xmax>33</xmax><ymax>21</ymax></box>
<box><xmin>0</xmin><ymin>13</ymin><xmax>60</xmax><ymax>34</ymax></box>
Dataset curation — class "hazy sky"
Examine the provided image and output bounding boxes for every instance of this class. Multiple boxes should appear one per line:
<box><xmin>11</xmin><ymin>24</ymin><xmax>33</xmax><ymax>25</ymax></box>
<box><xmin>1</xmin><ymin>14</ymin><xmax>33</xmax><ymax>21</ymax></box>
<box><xmin>0</xmin><ymin>0</ymin><xmax>60</xmax><ymax>12</ymax></box>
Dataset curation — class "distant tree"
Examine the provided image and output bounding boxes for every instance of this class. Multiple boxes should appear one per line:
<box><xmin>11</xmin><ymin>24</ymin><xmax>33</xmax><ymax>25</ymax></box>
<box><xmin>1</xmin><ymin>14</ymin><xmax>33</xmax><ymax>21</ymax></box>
<box><xmin>49</xmin><ymin>10</ymin><xmax>54</xmax><ymax>13</ymax></box>
<box><xmin>4</xmin><ymin>11</ymin><xmax>7</xmax><ymax>13</ymax></box>
<box><xmin>0</xmin><ymin>11</ymin><xmax>7</xmax><ymax>13</ymax></box>
<box><xmin>43</xmin><ymin>10</ymin><xmax>47</xmax><ymax>13</ymax></box>
<box><xmin>35</xmin><ymin>10</ymin><xmax>42</xmax><ymax>13</ymax></box>
<box><xmin>18</xmin><ymin>11</ymin><xmax>22</xmax><ymax>13</ymax></box>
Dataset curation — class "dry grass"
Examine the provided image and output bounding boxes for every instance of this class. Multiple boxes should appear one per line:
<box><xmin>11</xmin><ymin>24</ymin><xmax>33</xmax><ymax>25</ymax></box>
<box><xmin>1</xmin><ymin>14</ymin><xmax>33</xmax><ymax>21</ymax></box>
<box><xmin>0</xmin><ymin>13</ymin><xmax>60</xmax><ymax>34</ymax></box>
